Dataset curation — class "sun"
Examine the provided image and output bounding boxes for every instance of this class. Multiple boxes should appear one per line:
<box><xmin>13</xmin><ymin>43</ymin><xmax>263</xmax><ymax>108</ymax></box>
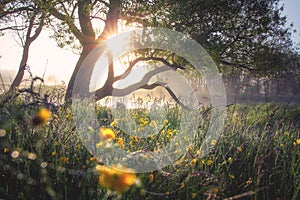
<box><xmin>106</xmin><ymin>32</ymin><xmax>130</xmax><ymax>57</ymax></box>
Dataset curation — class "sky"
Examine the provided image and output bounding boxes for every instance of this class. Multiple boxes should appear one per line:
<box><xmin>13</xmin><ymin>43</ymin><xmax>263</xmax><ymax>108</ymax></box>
<box><xmin>0</xmin><ymin>0</ymin><xmax>299</xmax><ymax>84</ymax></box>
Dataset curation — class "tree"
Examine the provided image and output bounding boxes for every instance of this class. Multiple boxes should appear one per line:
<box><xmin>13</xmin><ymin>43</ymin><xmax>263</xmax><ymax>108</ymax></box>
<box><xmin>0</xmin><ymin>0</ymin><xmax>44</xmax><ymax>93</ymax></box>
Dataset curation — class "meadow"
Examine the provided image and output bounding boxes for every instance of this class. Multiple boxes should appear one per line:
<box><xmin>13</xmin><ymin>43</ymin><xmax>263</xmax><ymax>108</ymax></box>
<box><xmin>0</xmin><ymin>80</ymin><xmax>299</xmax><ymax>200</ymax></box>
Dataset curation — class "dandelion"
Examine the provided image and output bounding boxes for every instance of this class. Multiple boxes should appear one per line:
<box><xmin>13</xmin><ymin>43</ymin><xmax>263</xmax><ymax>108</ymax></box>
<box><xmin>59</xmin><ymin>157</ymin><xmax>69</xmax><ymax>163</ymax></box>
<box><xmin>32</xmin><ymin>108</ymin><xmax>51</xmax><ymax>126</ymax></box>
<box><xmin>212</xmin><ymin>187</ymin><xmax>219</xmax><ymax>194</ymax></box>
<box><xmin>246</xmin><ymin>178</ymin><xmax>252</xmax><ymax>185</ymax></box>
<box><xmin>179</xmin><ymin>183</ymin><xmax>185</xmax><ymax>189</ymax></box>
<box><xmin>99</xmin><ymin>127</ymin><xmax>115</xmax><ymax>141</ymax></box>
<box><xmin>191</xmin><ymin>193</ymin><xmax>197</xmax><ymax>199</ymax></box>
<box><xmin>210</xmin><ymin>139</ymin><xmax>217</xmax><ymax>146</ymax></box>
<box><xmin>284</xmin><ymin>131</ymin><xmax>289</xmax><ymax>136</ymax></box>
<box><xmin>227</xmin><ymin>157</ymin><xmax>233</xmax><ymax>164</ymax></box>
<box><xmin>237</xmin><ymin>146</ymin><xmax>242</xmax><ymax>153</ymax></box>
<box><xmin>89</xmin><ymin>157</ymin><xmax>96</xmax><ymax>162</ymax></box>
<box><xmin>190</xmin><ymin>158</ymin><xmax>197</xmax><ymax>166</ymax></box>
<box><xmin>207</xmin><ymin>159</ymin><xmax>213</xmax><ymax>166</ymax></box>
<box><xmin>116</xmin><ymin>138</ymin><xmax>124</xmax><ymax>147</ymax></box>
<box><xmin>149</xmin><ymin>173</ymin><xmax>154</xmax><ymax>182</ymax></box>
<box><xmin>110</xmin><ymin>119</ymin><xmax>118</xmax><ymax>127</ymax></box>
<box><xmin>11</xmin><ymin>150</ymin><xmax>20</xmax><ymax>158</ymax></box>
<box><xmin>0</xmin><ymin>129</ymin><xmax>6</xmax><ymax>137</ymax></box>
<box><xmin>96</xmin><ymin>165</ymin><xmax>136</xmax><ymax>193</ymax></box>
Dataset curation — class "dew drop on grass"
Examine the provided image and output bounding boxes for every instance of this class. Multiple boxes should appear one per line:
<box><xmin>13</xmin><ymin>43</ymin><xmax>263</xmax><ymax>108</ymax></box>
<box><xmin>28</xmin><ymin>153</ymin><xmax>37</xmax><ymax>160</ymax></box>
<box><xmin>0</xmin><ymin>129</ymin><xmax>6</xmax><ymax>137</ymax></box>
<box><xmin>40</xmin><ymin>162</ymin><xmax>48</xmax><ymax>168</ymax></box>
<box><xmin>11</xmin><ymin>150</ymin><xmax>20</xmax><ymax>158</ymax></box>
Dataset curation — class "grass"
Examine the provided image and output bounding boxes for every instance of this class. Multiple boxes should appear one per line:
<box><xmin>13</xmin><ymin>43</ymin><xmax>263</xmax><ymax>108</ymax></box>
<box><xmin>0</xmin><ymin>82</ymin><xmax>300</xmax><ymax>200</ymax></box>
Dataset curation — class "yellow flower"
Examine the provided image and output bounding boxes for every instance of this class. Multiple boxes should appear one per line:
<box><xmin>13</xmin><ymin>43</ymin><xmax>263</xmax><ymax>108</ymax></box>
<box><xmin>32</xmin><ymin>108</ymin><xmax>51</xmax><ymax>126</ymax></box>
<box><xmin>96</xmin><ymin>165</ymin><xmax>136</xmax><ymax>192</ymax></box>
<box><xmin>284</xmin><ymin>131</ymin><xmax>289</xmax><ymax>136</ymax></box>
<box><xmin>3</xmin><ymin>148</ymin><xmax>9</xmax><ymax>153</ymax></box>
<box><xmin>229</xmin><ymin>174</ymin><xmax>235</xmax><ymax>179</ymax></box>
<box><xmin>190</xmin><ymin>158</ymin><xmax>197</xmax><ymax>166</ymax></box>
<box><xmin>296</xmin><ymin>139</ymin><xmax>300</xmax><ymax>145</ymax></box>
<box><xmin>246</xmin><ymin>178</ymin><xmax>252</xmax><ymax>185</ymax></box>
<box><xmin>163</xmin><ymin>119</ymin><xmax>169</xmax><ymax>125</ymax></box>
<box><xmin>191</xmin><ymin>193</ymin><xmax>197</xmax><ymax>199</ymax></box>
<box><xmin>89</xmin><ymin>157</ymin><xmax>96</xmax><ymax>162</ymax></box>
<box><xmin>227</xmin><ymin>157</ymin><xmax>233</xmax><ymax>164</ymax></box>
<box><xmin>280</xmin><ymin>143</ymin><xmax>285</xmax><ymax>147</ymax></box>
<box><xmin>210</xmin><ymin>139</ymin><xmax>217</xmax><ymax>146</ymax></box>
<box><xmin>179</xmin><ymin>183</ymin><xmax>185</xmax><ymax>189</ymax></box>
<box><xmin>237</xmin><ymin>146</ymin><xmax>242</xmax><ymax>153</ymax></box>
<box><xmin>116</xmin><ymin>138</ymin><xmax>124</xmax><ymax>147</ymax></box>
<box><xmin>99</xmin><ymin>127</ymin><xmax>115</xmax><ymax>141</ymax></box>
<box><xmin>212</xmin><ymin>187</ymin><xmax>219</xmax><ymax>194</ymax></box>
<box><xmin>110</xmin><ymin>119</ymin><xmax>118</xmax><ymax>127</ymax></box>
<box><xmin>200</xmin><ymin>159</ymin><xmax>205</xmax><ymax>164</ymax></box>
<box><xmin>149</xmin><ymin>173</ymin><xmax>154</xmax><ymax>182</ymax></box>
<box><xmin>59</xmin><ymin>157</ymin><xmax>69</xmax><ymax>163</ymax></box>
<box><xmin>207</xmin><ymin>159</ymin><xmax>213</xmax><ymax>166</ymax></box>
<box><xmin>51</xmin><ymin>151</ymin><xmax>56</xmax><ymax>156</ymax></box>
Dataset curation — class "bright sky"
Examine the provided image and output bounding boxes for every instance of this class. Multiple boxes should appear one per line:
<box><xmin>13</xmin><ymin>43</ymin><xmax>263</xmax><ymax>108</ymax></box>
<box><xmin>0</xmin><ymin>0</ymin><xmax>299</xmax><ymax>83</ymax></box>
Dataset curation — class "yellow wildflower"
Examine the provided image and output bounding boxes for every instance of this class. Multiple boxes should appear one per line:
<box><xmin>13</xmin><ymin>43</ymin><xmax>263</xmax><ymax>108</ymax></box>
<box><xmin>296</xmin><ymin>139</ymin><xmax>300</xmax><ymax>145</ymax></box>
<box><xmin>229</xmin><ymin>174</ymin><xmax>235</xmax><ymax>179</ymax></box>
<box><xmin>237</xmin><ymin>146</ymin><xmax>242</xmax><ymax>153</ymax></box>
<box><xmin>3</xmin><ymin>148</ymin><xmax>9</xmax><ymax>153</ymax></box>
<box><xmin>227</xmin><ymin>157</ymin><xmax>233</xmax><ymax>164</ymax></box>
<box><xmin>212</xmin><ymin>187</ymin><xmax>219</xmax><ymax>194</ymax></box>
<box><xmin>163</xmin><ymin>119</ymin><xmax>169</xmax><ymax>125</ymax></box>
<box><xmin>96</xmin><ymin>165</ymin><xmax>136</xmax><ymax>192</ymax></box>
<box><xmin>51</xmin><ymin>151</ymin><xmax>56</xmax><ymax>156</ymax></box>
<box><xmin>191</xmin><ymin>193</ymin><xmax>197</xmax><ymax>199</ymax></box>
<box><xmin>89</xmin><ymin>157</ymin><xmax>96</xmax><ymax>162</ymax></box>
<box><xmin>284</xmin><ymin>131</ymin><xmax>289</xmax><ymax>136</ymax></box>
<box><xmin>280</xmin><ymin>143</ymin><xmax>285</xmax><ymax>148</ymax></box>
<box><xmin>246</xmin><ymin>178</ymin><xmax>252</xmax><ymax>185</ymax></box>
<box><xmin>32</xmin><ymin>108</ymin><xmax>51</xmax><ymax>126</ymax></box>
<box><xmin>179</xmin><ymin>183</ymin><xmax>185</xmax><ymax>189</ymax></box>
<box><xmin>59</xmin><ymin>157</ymin><xmax>69</xmax><ymax>163</ymax></box>
<box><xmin>110</xmin><ymin>119</ymin><xmax>118</xmax><ymax>127</ymax></box>
<box><xmin>207</xmin><ymin>159</ymin><xmax>213</xmax><ymax>166</ymax></box>
<box><xmin>117</xmin><ymin>138</ymin><xmax>124</xmax><ymax>147</ymax></box>
<box><xmin>210</xmin><ymin>139</ymin><xmax>217</xmax><ymax>146</ymax></box>
<box><xmin>190</xmin><ymin>158</ymin><xmax>197</xmax><ymax>166</ymax></box>
<box><xmin>99</xmin><ymin>127</ymin><xmax>115</xmax><ymax>141</ymax></box>
<box><xmin>149</xmin><ymin>173</ymin><xmax>154</xmax><ymax>182</ymax></box>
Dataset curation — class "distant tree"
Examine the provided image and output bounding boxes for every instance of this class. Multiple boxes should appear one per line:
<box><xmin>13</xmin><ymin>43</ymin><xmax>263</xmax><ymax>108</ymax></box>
<box><xmin>0</xmin><ymin>0</ymin><xmax>44</xmax><ymax>93</ymax></box>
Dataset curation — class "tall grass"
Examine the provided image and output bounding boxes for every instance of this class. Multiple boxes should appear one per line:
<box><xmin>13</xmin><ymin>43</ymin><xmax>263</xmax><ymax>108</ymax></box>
<box><xmin>0</xmin><ymin>81</ymin><xmax>299</xmax><ymax>200</ymax></box>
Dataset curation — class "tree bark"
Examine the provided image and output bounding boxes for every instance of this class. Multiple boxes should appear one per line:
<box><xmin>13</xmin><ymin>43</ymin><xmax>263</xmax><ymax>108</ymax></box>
<box><xmin>8</xmin><ymin>14</ymin><xmax>44</xmax><ymax>94</ymax></box>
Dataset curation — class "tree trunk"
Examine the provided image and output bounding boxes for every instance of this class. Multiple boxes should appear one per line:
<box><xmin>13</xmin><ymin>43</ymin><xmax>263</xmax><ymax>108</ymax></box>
<box><xmin>7</xmin><ymin>14</ymin><xmax>44</xmax><ymax>94</ymax></box>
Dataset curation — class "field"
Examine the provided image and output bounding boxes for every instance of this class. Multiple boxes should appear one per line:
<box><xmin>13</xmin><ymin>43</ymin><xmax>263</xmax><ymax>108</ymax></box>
<box><xmin>0</xmin><ymin>83</ymin><xmax>300</xmax><ymax>200</ymax></box>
